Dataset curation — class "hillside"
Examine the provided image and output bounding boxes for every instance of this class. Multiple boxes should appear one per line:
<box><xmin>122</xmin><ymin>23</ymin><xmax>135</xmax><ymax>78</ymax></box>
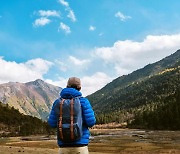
<box><xmin>88</xmin><ymin>49</ymin><xmax>180</xmax><ymax>113</ymax></box>
<box><xmin>88</xmin><ymin>50</ymin><xmax>180</xmax><ymax>129</ymax></box>
<box><xmin>129</xmin><ymin>89</ymin><xmax>180</xmax><ymax>130</ymax></box>
<box><xmin>0</xmin><ymin>79</ymin><xmax>61</xmax><ymax>120</ymax></box>
<box><xmin>91</xmin><ymin>65</ymin><xmax>179</xmax><ymax>113</ymax></box>
<box><xmin>0</xmin><ymin>102</ymin><xmax>52</xmax><ymax>136</ymax></box>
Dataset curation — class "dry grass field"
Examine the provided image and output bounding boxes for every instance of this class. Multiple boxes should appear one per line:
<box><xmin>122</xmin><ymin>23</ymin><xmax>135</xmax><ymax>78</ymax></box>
<box><xmin>0</xmin><ymin>129</ymin><xmax>180</xmax><ymax>154</ymax></box>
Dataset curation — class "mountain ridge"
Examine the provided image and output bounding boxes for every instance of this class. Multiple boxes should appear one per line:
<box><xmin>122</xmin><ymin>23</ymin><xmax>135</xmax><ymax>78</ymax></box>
<box><xmin>89</xmin><ymin>49</ymin><xmax>179</xmax><ymax>95</ymax></box>
<box><xmin>0</xmin><ymin>79</ymin><xmax>61</xmax><ymax>120</ymax></box>
<box><xmin>88</xmin><ymin>49</ymin><xmax>180</xmax><ymax>114</ymax></box>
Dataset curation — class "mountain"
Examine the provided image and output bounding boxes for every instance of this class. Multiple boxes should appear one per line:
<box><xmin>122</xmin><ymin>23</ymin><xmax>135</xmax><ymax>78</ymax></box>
<box><xmin>0</xmin><ymin>102</ymin><xmax>52</xmax><ymax>136</ymax></box>
<box><xmin>0</xmin><ymin>79</ymin><xmax>61</xmax><ymax>120</ymax></box>
<box><xmin>87</xmin><ymin>49</ymin><xmax>180</xmax><ymax>127</ymax></box>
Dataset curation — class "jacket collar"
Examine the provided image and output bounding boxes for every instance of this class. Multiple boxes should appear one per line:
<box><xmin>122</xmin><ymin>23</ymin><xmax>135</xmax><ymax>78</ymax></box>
<box><xmin>60</xmin><ymin>88</ymin><xmax>82</xmax><ymax>99</ymax></box>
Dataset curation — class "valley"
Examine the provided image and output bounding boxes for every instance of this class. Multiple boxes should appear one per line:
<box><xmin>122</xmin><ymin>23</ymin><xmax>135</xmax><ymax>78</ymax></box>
<box><xmin>0</xmin><ymin>50</ymin><xmax>179</xmax><ymax>154</ymax></box>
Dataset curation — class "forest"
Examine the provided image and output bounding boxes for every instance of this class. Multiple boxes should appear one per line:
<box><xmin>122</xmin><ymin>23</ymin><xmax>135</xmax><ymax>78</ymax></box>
<box><xmin>129</xmin><ymin>90</ymin><xmax>180</xmax><ymax>130</ymax></box>
<box><xmin>0</xmin><ymin>102</ymin><xmax>53</xmax><ymax>136</ymax></box>
<box><xmin>94</xmin><ymin>65</ymin><xmax>180</xmax><ymax>130</ymax></box>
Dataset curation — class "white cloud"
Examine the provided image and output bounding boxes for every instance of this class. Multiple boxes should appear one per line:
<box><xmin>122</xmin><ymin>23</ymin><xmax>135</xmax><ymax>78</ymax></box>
<box><xmin>115</xmin><ymin>11</ymin><xmax>131</xmax><ymax>21</ymax></box>
<box><xmin>55</xmin><ymin>59</ymin><xmax>68</xmax><ymax>72</ymax></box>
<box><xmin>54</xmin><ymin>56</ymin><xmax>90</xmax><ymax>73</ymax></box>
<box><xmin>58</xmin><ymin>0</ymin><xmax>76</xmax><ymax>22</ymax></box>
<box><xmin>69</xmin><ymin>56</ymin><xmax>90</xmax><ymax>66</ymax></box>
<box><xmin>67</xmin><ymin>9</ymin><xmax>76</xmax><ymax>22</ymax></box>
<box><xmin>0</xmin><ymin>58</ymin><xmax>53</xmax><ymax>84</ymax></box>
<box><xmin>58</xmin><ymin>0</ymin><xmax>69</xmax><ymax>7</ymax></box>
<box><xmin>58</xmin><ymin>22</ymin><xmax>71</xmax><ymax>34</ymax></box>
<box><xmin>81</xmin><ymin>72</ymin><xmax>113</xmax><ymax>96</ymax></box>
<box><xmin>33</xmin><ymin>17</ymin><xmax>51</xmax><ymax>27</ymax></box>
<box><xmin>45</xmin><ymin>78</ymin><xmax>67</xmax><ymax>89</ymax></box>
<box><xmin>45</xmin><ymin>72</ymin><xmax>112</xmax><ymax>96</ymax></box>
<box><xmin>95</xmin><ymin>34</ymin><xmax>180</xmax><ymax>76</ymax></box>
<box><xmin>32</xmin><ymin>10</ymin><xmax>60</xmax><ymax>28</ymax></box>
<box><xmin>25</xmin><ymin>58</ymin><xmax>53</xmax><ymax>75</ymax></box>
<box><xmin>89</xmin><ymin>25</ymin><xmax>96</xmax><ymax>31</ymax></box>
<box><xmin>38</xmin><ymin>10</ymin><xmax>60</xmax><ymax>17</ymax></box>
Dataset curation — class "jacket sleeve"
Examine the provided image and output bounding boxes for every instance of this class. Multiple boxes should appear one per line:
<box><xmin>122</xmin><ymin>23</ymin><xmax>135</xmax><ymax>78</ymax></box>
<box><xmin>80</xmin><ymin>97</ymin><xmax>96</xmax><ymax>127</ymax></box>
<box><xmin>48</xmin><ymin>99</ymin><xmax>58</xmax><ymax>128</ymax></box>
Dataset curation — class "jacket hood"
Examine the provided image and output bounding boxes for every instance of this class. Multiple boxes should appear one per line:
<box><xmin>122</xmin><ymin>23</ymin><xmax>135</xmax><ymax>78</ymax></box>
<box><xmin>60</xmin><ymin>88</ymin><xmax>82</xmax><ymax>99</ymax></box>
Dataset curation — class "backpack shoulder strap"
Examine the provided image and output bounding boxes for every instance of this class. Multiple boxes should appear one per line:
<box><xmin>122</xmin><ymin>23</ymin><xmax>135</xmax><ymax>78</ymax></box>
<box><xmin>59</xmin><ymin>98</ymin><xmax>65</xmax><ymax>140</ymax></box>
<box><xmin>70</xmin><ymin>98</ymin><xmax>74</xmax><ymax>140</ymax></box>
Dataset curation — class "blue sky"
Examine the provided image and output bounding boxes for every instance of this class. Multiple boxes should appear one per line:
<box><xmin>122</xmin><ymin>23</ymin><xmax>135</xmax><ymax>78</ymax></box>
<box><xmin>1</xmin><ymin>0</ymin><xmax>180</xmax><ymax>95</ymax></box>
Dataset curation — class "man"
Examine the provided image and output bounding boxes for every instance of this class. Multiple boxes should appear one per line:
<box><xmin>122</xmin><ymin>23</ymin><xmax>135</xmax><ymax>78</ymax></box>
<box><xmin>48</xmin><ymin>77</ymin><xmax>96</xmax><ymax>154</ymax></box>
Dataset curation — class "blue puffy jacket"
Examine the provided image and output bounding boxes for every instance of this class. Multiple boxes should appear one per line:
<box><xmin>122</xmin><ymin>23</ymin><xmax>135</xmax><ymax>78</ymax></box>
<box><xmin>48</xmin><ymin>88</ymin><xmax>96</xmax><ymax>147</ymax></box>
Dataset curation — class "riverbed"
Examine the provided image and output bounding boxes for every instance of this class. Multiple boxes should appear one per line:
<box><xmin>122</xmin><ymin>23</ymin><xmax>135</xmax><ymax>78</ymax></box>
<box><xmin>0</xmin><ymin>129</ymin><xmax>180</xmax><ymax>154</ymax></box>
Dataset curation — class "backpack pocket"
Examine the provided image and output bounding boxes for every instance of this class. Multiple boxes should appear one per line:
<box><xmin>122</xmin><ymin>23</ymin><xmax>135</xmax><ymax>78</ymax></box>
<box><xmin>61</xmin><ymin>123</ymin><xmax>82</xmax><ymax>142</ymax></box>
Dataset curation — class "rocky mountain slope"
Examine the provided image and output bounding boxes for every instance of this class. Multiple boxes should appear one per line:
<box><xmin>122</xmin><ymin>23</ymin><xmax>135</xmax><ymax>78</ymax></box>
<box><xmin>0</xmin><ymin>79</ymin><xmax>61</xmax><ymax>120</ymax></box>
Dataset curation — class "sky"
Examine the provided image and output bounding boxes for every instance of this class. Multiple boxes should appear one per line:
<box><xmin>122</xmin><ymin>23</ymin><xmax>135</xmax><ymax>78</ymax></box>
<box><xmin>1</xmin><ymin>0</ymin><xmax>180</xmax><ymax>96</ymax></box>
